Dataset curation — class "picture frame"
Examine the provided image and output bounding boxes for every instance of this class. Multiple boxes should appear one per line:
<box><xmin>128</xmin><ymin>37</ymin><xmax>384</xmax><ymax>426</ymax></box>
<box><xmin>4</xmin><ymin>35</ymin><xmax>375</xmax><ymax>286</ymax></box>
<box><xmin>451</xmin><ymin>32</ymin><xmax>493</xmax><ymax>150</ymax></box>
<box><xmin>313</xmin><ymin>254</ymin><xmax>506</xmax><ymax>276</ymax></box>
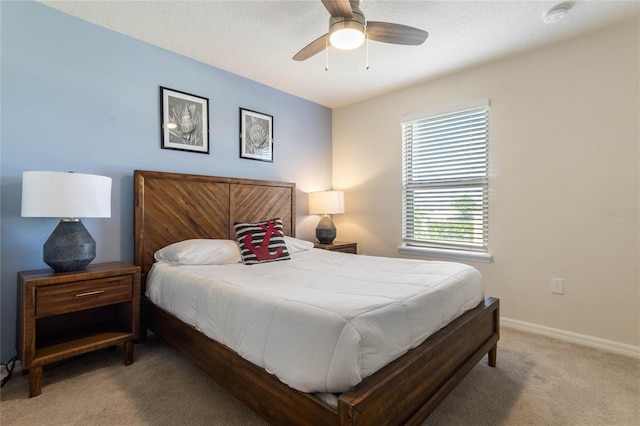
<box><xmin>161</xmin><ymin>86</ymin><xmax>209</xmax><ymax>154</ymax></box>
<box><xmin>239</xmin><ymin>108</ymin><xmax>273</xmax><ymax>162</ymax></box>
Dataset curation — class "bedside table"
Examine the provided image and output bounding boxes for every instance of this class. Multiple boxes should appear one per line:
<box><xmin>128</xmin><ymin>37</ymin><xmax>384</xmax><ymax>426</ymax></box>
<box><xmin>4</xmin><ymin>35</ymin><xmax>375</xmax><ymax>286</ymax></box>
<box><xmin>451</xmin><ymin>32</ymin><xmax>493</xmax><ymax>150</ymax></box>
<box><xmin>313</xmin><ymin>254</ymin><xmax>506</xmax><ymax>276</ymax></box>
<box><xmin>17</xmin><ymin>261</ymin><xmax>140</xmax><ymax>397</ymax></box>
<box><xmin>313</xmin><ymin>241</ymin><xmax>357</xmax><ymax>254</ymax></box>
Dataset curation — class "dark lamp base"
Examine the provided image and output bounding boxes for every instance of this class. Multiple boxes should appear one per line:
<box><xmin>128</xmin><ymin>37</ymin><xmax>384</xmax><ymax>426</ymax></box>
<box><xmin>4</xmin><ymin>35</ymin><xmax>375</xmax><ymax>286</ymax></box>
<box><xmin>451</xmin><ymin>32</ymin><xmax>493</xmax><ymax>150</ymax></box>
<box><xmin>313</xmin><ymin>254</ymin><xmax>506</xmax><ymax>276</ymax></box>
<box><xmin>43</xmin><ymin>220</ymin><xmax>96</xmax><ymax>273</ymax></box>
<box><xmin>315</xmin><ymin>215</ymin><xmax>337</xmax><ymax>244</ymax></box>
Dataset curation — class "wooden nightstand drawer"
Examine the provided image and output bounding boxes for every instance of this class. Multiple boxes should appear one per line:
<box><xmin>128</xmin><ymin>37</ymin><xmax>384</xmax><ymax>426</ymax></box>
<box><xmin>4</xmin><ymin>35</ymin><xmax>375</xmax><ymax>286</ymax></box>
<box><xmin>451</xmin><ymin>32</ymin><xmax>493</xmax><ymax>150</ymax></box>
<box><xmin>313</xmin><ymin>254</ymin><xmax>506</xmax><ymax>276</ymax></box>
<box><xmin>314</xmin><ymin>241</ymin><xmax>357</xmax><ymax>254</ymax></box>
<box><xmin>328</xmin><ymin>245</ymin><xmax>357</xmax><ymax>254</ymax></box>
<box><xmin>36</xmin><ymin>275</ymin><xmax>132</xmax><ymax>318</ymax></box>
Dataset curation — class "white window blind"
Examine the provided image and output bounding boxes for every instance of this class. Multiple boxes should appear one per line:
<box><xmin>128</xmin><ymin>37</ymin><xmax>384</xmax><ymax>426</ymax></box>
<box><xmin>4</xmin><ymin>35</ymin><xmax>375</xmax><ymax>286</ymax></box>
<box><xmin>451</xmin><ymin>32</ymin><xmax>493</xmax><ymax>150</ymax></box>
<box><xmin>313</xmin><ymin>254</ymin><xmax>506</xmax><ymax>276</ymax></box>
<box><xmin>402</xmin><ymin>104</ymin><xmax>489</xmax><ymax>253</ymax></box>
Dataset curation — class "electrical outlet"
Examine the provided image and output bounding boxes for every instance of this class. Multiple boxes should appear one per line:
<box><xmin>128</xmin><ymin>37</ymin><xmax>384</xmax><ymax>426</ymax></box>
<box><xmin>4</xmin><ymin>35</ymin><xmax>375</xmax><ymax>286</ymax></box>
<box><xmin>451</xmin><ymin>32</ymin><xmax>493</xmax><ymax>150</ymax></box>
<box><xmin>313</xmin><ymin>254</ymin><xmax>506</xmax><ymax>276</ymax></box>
<box><xmin>550</xmin><ymin>277</ymin><xmax>564</xmax><ymax>295</ymax></box>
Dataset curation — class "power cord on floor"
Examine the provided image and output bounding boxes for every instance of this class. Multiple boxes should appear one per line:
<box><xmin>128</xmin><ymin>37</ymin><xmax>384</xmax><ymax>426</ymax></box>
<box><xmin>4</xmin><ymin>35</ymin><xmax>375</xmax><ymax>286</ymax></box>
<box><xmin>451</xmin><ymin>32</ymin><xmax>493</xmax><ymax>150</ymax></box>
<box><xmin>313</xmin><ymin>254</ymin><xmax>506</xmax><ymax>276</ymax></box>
<box><xmin>1</xmin><ymin>355</ymin><xmax>18</xmax><ymax>387</ymax></box>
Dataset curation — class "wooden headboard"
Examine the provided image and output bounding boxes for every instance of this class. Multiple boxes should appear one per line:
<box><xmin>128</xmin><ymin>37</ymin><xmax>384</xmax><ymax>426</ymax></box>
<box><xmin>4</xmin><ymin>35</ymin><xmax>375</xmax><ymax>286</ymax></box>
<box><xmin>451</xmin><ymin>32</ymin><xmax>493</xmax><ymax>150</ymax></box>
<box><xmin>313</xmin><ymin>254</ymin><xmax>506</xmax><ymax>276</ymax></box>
<box><xmin>134</xmin><ymin>170</ymin><xmax>296</xmax><ymax>275</ymax></box>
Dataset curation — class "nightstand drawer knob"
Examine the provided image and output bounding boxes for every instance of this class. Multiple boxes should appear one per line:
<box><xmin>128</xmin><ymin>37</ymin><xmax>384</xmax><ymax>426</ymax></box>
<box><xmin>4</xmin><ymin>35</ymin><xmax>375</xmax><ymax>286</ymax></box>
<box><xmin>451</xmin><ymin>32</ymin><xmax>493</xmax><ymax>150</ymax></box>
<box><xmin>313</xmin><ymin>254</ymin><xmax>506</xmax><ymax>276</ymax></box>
<box><xmin>74</xmin><ymin>290</ymin><xmax>106</xmax><ymax>298</ymax></box>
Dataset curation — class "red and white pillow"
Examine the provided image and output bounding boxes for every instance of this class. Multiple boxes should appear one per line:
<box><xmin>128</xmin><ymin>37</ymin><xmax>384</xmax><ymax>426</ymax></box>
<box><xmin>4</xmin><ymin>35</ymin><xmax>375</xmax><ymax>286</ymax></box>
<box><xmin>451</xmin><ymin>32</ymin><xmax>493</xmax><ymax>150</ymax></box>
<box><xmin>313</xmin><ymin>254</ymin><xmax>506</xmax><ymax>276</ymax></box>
<box><xmin>234</xmin><ymin>218</ymin><xmax>291</xmax><ymax>265</ymax></box>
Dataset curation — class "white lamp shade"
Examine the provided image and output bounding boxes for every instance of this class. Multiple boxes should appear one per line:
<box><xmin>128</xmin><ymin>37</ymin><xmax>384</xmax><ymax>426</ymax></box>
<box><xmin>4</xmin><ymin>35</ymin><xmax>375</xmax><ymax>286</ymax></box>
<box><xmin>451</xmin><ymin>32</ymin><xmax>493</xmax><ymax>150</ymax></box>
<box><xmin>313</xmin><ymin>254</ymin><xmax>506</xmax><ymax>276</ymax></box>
<box><xmin>308</xmin><ymin>191</ymin><xmax>345</xmax><ymax>215</ymax></box>
<box><xmin>21</xmin><ymin>171</ymin><xmax>112</xmax><ymax>218</ymax></box>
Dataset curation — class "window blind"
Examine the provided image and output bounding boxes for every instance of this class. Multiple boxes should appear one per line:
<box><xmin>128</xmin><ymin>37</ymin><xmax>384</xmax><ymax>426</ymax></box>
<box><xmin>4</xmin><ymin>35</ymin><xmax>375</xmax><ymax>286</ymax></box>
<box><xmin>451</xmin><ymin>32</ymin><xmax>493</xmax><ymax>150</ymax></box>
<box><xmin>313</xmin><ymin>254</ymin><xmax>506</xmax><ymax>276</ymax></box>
<box><xmin>402</xmin><ymin>105</ymin><xmax>488</xmax><ymax>252</ymax></box>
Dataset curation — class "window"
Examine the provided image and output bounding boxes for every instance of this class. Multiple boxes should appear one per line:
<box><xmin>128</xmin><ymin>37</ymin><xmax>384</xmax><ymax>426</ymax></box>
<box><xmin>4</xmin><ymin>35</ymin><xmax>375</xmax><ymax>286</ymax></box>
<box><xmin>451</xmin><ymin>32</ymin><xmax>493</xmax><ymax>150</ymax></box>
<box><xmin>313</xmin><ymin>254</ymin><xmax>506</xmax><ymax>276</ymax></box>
<box><xmin>401</xmin><ymin>102</ymin><xmax>491</xmax><ymax>263</ymax></box>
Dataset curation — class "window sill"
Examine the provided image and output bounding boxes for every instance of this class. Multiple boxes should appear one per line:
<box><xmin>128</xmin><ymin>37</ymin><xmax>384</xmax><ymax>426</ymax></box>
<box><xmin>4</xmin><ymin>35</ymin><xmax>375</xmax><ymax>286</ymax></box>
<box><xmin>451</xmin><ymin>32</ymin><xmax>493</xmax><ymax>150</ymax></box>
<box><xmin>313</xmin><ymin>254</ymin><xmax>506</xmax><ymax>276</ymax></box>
<box><xmin>398</xmin><ymin>245</ymin><xmax>493</xmax><ymax>264</ymax></box>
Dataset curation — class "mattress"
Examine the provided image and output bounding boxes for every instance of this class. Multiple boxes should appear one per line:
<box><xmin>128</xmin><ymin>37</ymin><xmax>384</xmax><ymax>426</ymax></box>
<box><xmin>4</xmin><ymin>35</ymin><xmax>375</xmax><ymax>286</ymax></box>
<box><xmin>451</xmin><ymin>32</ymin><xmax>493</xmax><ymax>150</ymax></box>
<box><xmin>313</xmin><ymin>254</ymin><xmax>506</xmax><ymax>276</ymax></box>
<box><xmin>146</xmin><ymin>248</ymin><xmax>483</xmax><ymax>393</ymax></box>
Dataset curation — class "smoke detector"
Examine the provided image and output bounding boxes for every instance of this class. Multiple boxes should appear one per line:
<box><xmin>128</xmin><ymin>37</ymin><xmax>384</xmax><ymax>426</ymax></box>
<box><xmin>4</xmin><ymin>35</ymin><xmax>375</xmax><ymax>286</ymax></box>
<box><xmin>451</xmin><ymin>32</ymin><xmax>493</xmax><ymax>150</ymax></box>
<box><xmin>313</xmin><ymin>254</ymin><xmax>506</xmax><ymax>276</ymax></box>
<box><xmin>543</xmin><ymin>6</ymin><xmax>568</xmax><ymax>23</ymax></box>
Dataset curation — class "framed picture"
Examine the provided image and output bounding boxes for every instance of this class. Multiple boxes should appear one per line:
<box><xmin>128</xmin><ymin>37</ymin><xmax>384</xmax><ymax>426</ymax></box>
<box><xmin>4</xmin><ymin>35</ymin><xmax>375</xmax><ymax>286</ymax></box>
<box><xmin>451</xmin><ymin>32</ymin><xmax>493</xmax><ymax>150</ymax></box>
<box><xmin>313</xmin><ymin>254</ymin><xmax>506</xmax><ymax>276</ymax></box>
<box><xmin>240</xmin><ymin>108</ymin><xmax>273</xmax><ymax>162</ymax></box>
<box><xmin>161</xmin><ymin>86</ymin><xmax>209</xmax><ymax>154</ymax></box>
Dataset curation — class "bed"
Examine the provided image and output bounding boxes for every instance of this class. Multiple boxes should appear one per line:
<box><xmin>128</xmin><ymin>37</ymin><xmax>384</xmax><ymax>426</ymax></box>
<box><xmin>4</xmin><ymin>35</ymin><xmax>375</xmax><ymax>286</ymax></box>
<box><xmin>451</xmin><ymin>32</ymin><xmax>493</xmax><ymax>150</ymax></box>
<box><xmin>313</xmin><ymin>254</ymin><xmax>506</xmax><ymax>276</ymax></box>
<box><xmin>134</xmin><ymin>169</ymin><xmax>499</xmax><ymax>425</ymax></box>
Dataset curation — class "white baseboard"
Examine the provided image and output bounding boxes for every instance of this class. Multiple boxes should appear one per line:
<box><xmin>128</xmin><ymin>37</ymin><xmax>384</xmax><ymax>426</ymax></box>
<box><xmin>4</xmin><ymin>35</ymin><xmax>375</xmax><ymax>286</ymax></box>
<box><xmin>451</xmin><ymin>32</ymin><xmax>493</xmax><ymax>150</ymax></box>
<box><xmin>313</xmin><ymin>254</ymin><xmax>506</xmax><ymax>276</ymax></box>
<box><xmin>501</xmin><ymin>317</ymin><xmax>640</xmax><ymax>359</ymax></box>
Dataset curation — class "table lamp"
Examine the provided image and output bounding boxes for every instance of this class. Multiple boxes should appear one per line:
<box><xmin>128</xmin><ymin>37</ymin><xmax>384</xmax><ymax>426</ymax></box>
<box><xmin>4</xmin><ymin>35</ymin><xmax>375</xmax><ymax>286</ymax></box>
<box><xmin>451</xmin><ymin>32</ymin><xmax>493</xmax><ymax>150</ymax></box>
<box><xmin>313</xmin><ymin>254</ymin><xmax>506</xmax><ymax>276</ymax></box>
<box><xmin>308</xmin><ymin>190</ymin><xmax>344</xmax><ymax>244</ymax></box>
<box><xmin>21</xmin><ymin>171</ymin><xmax>112</xmax><ymax>273</ymax></box>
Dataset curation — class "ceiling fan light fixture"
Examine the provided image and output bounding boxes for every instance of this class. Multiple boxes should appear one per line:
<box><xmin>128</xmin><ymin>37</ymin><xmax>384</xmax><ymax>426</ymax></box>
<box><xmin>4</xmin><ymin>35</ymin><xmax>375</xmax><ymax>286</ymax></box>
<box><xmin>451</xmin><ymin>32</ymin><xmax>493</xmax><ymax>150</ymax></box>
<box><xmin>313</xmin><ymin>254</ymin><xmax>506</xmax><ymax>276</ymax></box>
<box><xmin>329</xmin><ymin>20</ymin><xmax>365</xmax><ymax>50</ymax></box>
<box><xmin>293</xmin><ymin>0</ymin><xmax>427</xmax><ymax>62</ymax></box>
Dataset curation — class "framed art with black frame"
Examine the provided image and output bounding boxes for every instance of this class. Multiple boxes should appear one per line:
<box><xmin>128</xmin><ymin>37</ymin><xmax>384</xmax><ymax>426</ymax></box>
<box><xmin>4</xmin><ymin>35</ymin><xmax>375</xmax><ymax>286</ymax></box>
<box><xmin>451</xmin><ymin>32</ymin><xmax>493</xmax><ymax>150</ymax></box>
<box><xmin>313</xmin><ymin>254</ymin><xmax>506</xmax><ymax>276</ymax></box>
<box><xmin>161</xmin><ymin>87</ymin><xmax>209</xmax><ymax>154</ymax></box>
<box><xmin>239</xmin><ymin>108</ymin><xmax>273</xmax><ymax>162</ymax></box>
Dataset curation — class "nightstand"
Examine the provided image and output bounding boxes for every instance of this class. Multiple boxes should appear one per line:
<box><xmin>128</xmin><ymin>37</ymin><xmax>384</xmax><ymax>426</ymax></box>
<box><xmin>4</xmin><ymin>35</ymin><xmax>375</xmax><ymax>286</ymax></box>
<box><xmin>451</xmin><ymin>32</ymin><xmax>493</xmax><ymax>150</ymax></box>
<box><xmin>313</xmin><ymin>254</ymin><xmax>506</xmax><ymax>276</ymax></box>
<box><xmin>313</xmin><ymin>241</ymin><xmax>357</xmax><ymax>254</ymax></box>
<box><xmin>17</xmin><ymin>261</ymin><xmax>140</xmax><ymax>397</ymax></box>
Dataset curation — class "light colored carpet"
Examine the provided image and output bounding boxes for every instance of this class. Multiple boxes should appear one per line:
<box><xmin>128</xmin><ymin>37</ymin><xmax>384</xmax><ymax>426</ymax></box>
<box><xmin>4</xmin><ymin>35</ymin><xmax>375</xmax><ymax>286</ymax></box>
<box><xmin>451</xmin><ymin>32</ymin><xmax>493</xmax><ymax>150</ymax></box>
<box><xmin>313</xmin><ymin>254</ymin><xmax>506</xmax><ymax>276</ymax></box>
<box><xmin>1</xmin><ymin>327</ymin><xmax>638</xmax><ymax>425</ymax></box>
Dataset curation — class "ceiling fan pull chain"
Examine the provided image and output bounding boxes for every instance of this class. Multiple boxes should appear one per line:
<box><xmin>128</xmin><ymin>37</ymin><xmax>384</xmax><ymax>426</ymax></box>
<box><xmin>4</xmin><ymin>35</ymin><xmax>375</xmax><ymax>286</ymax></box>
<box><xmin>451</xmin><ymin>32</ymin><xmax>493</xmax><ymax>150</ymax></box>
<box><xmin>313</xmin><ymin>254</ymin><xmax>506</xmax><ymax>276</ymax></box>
<box><xmin>325</xmin><ymin>37</ymin><xmax>330</xmax><ymax>71</ymax></box>
<box><xmin>366</xmin><ymin>34</ymin><xmax>370</xmax><ymax>70</ymax></box>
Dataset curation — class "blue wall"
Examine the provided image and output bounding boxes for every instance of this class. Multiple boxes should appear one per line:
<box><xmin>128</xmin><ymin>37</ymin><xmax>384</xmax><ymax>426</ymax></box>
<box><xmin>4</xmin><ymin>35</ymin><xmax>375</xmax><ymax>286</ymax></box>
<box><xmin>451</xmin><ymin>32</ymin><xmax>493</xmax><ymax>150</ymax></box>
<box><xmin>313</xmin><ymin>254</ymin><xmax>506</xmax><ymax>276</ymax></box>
<box><xmin>0</xmin><ymin>1</ymin><xmax>333</xmax><ymax>362</ymax></box>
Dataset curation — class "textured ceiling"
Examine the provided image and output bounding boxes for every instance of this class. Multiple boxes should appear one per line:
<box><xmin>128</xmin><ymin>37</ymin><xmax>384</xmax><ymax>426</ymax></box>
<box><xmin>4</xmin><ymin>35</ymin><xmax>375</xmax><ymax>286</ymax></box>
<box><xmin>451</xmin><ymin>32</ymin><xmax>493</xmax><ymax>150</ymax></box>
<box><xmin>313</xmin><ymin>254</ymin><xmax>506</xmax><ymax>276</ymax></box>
<box><xmin>38</xmin><ymin>0</ymin><xmax>639</xmax><ymax>108</ymax></box>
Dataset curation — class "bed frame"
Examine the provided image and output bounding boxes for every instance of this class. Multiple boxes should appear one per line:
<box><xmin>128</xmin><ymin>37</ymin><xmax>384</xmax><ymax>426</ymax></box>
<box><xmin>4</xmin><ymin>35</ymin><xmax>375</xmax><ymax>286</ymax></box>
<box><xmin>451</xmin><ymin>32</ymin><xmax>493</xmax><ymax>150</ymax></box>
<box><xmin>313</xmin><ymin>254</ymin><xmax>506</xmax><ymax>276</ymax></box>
<box><xmin>133</xmin><ymin>169</ymin><xmax>499</xmax><ymax>425</ymax></box>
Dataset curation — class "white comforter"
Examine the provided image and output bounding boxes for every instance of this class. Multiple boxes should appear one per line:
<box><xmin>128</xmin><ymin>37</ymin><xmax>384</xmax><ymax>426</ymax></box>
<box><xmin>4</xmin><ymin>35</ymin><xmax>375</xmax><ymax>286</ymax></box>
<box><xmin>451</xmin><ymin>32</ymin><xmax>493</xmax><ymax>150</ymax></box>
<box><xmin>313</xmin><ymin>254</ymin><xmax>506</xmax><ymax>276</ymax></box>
<box><xmin>146</xmin><ymin>249</ymin><xmax>483</xmax><ymax>393</ymax></box>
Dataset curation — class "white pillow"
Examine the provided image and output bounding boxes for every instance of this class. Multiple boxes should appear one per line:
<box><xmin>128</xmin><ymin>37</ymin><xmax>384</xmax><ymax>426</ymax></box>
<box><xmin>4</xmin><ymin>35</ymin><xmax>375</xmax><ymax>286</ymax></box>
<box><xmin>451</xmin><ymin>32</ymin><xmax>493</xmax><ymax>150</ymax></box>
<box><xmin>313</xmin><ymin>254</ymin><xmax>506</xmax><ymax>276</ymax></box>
<box><xmin>154</xmin><ymin>239</ymin><xmax>241</xmax><ymax>265</ymax></box>
<box><xmin>283</xmin><ymin>236</ymin><xmax>315</xmax><ymax>253</ymax></box>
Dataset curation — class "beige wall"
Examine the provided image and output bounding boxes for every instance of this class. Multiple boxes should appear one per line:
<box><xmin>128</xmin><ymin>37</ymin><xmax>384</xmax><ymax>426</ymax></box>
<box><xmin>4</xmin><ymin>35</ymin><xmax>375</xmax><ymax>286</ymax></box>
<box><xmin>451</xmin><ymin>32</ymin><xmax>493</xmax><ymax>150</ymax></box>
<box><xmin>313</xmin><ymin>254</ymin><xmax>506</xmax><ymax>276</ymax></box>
<box><xmin>332</xmin><ymin>19</ymin><xmax>640</xmax><ymax>347</ymax></box>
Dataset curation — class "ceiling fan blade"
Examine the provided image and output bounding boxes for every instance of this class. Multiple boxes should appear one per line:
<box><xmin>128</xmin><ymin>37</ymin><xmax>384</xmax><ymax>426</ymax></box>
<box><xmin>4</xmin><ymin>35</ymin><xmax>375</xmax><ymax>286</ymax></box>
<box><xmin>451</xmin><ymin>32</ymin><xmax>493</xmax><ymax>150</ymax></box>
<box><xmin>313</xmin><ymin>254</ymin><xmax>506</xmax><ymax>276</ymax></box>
<box><xmin>321</xmin><ymin>0</ymin><xmax>352</xmax><ymax>18</ymax></box>
<box><xmin>366</xmin><ymin>21</ymin><xmax>428</xmax><ymax>45</ymax></box>
<box><xmin>293</xmin><ymin>34</ymin><xmax>329</xmax><ymax>61</ymax></box>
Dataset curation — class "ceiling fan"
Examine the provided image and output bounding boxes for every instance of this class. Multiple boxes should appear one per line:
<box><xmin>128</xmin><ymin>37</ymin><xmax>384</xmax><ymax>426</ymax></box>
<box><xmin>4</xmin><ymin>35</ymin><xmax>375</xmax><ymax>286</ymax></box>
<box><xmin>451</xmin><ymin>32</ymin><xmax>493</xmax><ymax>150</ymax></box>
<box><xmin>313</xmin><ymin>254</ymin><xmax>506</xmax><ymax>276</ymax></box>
<box><xmin>293</xmin><ymin>0</ymin><xmax>428</xmax><ymax>61</ymax></box>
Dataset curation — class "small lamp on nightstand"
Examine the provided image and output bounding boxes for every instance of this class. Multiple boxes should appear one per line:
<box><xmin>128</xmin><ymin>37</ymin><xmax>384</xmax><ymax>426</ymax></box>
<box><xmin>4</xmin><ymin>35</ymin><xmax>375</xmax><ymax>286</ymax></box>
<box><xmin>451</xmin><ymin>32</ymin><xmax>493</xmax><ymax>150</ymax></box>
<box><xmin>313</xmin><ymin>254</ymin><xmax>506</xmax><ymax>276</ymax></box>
<box><xmin>308</xmin><ymin>190</ymin><xmax>344</xmax><ymax>244</ymax></box>
<box><xmin>21</xmin><ymin>171</ymin><xmax>112</xmax><ymax>273</ymax></box>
